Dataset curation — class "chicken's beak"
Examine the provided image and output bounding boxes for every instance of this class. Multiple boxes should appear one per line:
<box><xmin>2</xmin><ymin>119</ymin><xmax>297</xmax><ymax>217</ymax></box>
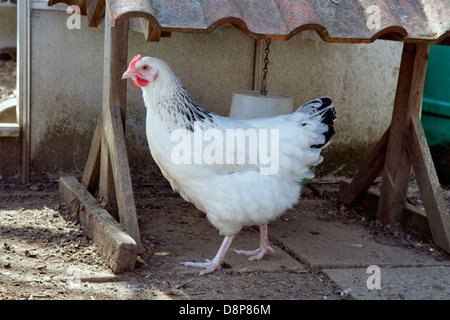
<box><xmin>122</xmin><ymin>70</ymin><xmax>137</xmax><ymax>80</ymax></box>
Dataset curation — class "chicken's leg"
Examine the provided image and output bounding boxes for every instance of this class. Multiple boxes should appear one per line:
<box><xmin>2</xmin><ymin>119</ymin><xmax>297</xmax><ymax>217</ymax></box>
<box><xmin>235</xmin><ymin>223</ymin><xmax>276</xmax><ymax>261</ymax></box>
<box><xmin>181</xmin><ymin>235</ymin><xmax>235</xmax><ymax>276</ymax></box>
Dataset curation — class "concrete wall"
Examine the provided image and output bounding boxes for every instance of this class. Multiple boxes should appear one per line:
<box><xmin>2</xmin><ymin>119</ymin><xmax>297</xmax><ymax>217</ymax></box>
<box><xmin>0</xmin><ymin>5</ymin><xmax>17</xmax><ymax>50</ymax></box>
<box><xmin>24</xmin><ymin>8</ymin><xmax>402</xmax><ymax>181</ymax></box>
<box><xmin>29</xmin><ymin>9</ymin><xmax>255</xmax><ymax>179</ymax></box>
<box><xmin>267</xmin><ymin>32</ymin><xmax>402</xmax><ymax>176</ymax></box>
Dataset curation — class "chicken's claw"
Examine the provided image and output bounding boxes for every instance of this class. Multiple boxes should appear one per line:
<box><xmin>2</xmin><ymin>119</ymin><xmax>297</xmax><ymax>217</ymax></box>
<box><xmin>235</xmin><ymin>245</ymin><xmax>277</xmax><ymax>261</ymax></box>
<box><xmin>181</xmin><ymin>235</ymin><xmax>235</xmax><ymax>276</ymax></box>
<box><xmin>181</xmin><ymin>260</ymin><xmax>221</xmax><ymax>276</ymax></box>
<box><xmin>235</xmin><ymin>223</ymin><xmax>276</xmax><ymax>261</ymax></box>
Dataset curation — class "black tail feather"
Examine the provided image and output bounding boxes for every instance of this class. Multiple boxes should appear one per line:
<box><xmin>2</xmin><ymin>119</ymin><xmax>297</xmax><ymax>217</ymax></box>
<box><xmin>298</xmin><ymin>97</ymin><xmax>337</xmax><ymax>149</ymax></box>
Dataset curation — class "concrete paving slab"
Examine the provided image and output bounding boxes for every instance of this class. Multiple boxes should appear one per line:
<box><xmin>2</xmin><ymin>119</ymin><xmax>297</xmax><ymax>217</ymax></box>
<box><xmin>323</xmin><ymin>266</ymin><xmax>450</xmax><ymax>300</ymax></box>
<box><xmin>138</xmin><ymin>197</ymin><xmax>307</xmax><ymax>275</ymax></box>
<box><xmin>269</xmin><ymin>199</ymin><xmax>450</xmax><ymax>269</ymax></box>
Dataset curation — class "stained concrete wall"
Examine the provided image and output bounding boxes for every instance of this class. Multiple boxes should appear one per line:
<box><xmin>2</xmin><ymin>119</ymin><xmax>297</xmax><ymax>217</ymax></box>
<box><xmin>267</xmin><ymin>32</ymin><xmax>402</xmax><ymax>176</ymax></box>
<box><xmin>0</xmin><ymin>137</ymin><xmax>20</xmax><ymax>178</ymax></box>
<box><xmin>24</xmin><ymin>8</ymin><xmax>402</xmax><ymax>180</ymax></box>
<box><xmin>0</xmin><ymin>5</ymin><xmax>17</xmax><ymax>50</ymax></box>
<box><xmin>29</xmin><ymin>9</ymin><xmax>255</xmax><ymax>179</ymax></box>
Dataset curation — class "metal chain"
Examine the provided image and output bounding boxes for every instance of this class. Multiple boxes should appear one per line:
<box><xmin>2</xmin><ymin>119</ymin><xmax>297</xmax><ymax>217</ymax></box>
<box><xmin>260</xmin><ymin>39</ymin><xmax>271</xmax><ymax>95</ymax></box>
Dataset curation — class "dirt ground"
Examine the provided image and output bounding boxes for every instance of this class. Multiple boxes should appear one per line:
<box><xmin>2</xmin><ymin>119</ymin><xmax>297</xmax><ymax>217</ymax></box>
<box><xmin>0</xmin><ymin>178</ymin><xmax>448</xmax><ymax>300</ymax></box>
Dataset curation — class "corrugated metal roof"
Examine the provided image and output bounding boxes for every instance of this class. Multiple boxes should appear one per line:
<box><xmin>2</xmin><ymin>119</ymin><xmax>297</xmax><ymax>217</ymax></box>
<box><xmin>50</xmin><ymin>0</ymin><xmax>450</xmax><ymax>44</ymax></box>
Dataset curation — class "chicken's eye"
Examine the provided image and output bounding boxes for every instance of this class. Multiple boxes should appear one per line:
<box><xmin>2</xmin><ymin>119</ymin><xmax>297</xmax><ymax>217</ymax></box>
<box><xmin>142</xmin><ymin>65</ymin><xmax>149</xmax><ymax>71</ymax></box>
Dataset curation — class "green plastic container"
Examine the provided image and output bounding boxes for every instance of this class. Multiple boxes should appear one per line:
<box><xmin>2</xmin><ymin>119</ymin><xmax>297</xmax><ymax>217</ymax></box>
<box><xmin>421</xmin><ymin>45</ymin><xmax>450</xmax><ymax>183</ymax></box>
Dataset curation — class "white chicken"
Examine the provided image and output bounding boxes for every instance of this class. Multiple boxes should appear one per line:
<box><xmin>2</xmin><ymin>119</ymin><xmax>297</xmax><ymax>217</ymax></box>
<box><xmin>122</xmin><ymin>55</ymin><xmax>337</xmax><ymax>275</ymax></box>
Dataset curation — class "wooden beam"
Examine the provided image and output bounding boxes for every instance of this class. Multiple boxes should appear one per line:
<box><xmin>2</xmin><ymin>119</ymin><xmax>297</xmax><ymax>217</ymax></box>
<box><xmin>48</xmin><ymin>0</ymin><xmax>87</xmax><ymax>14</ymax></box>
<box><xmin>82</xmin><ymin>115</ymin><xmax>101</xmax><ymax>193</ymax></box>
<box><xmin>103</xmin><ymin>13</ymin><xmax>128</xmax><ymax>129</ymax></box>
<box><xmin>99</xmin><ymin>128</ymin><xmax>118</xmax><ymax>221</ymax></box>
<box><xmin>339</xmin><ymin>126</ymin><xmax>390</xmax><ymax>205</ymax></box>
<box><xmin>103</xmin><ymin>106</ymin><xmax>142</xmax><ymax>253</ymax></box>
<box><xmin>87</xmin><ymin>0</ymin><xmax>105</xmax><ymax>28</ymax></box>
<box><xmin>59</xmin><ymin>176</ymin><xmax>137</xmax><ymax>273</ymax></box>
<box><xmin>377</xmin><ymin>43</ymin><xmax>430</xmax><ymax>227</ymax></box>
<box><xmin>60</xmin><ymin>8</ymin><xmax>143</xmax><ymax>273</ymax></box>
<box><xmin>102</xmin><ymin>11</ymin><xmax>142</xmax><ymax>252</ymax></box>
<box><xmin>78</xmin><ymin>0</ymin><xmax>87</xmax><ymax>14</ymax></box>
<box><xmin>407</xmin><ymin>116</ymin><xmax>450</xmax><ymax>252</ymax></box>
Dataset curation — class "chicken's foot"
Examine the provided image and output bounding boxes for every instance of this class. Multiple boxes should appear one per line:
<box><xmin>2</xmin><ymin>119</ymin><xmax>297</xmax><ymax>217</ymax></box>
<box><xmin>181</xmin><ymin>235</ymin><xmax>234</xmax><ymax>276</ymax></box>
<box><xmin>235</xmin><ymin>223</ymin><xmax>277</xmax><ymax>261</ymax></box>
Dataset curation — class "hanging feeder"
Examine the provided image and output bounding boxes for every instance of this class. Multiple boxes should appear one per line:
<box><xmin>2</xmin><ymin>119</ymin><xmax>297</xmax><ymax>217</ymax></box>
<box><xmin>229</xmin><ymin>40</ymin><xmax>293</xmax><ymax>119</ymax></box>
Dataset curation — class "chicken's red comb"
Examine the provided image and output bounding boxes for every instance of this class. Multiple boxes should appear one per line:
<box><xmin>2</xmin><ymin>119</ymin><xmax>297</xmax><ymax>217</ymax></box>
<box><xmin>129</xmin><ymin>54</ymin><xmax>142</xmax><ymax>69</ymax></box>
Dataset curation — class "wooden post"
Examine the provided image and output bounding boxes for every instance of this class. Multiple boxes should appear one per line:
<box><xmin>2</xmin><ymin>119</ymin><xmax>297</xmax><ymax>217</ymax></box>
<box><xmin>100</xmin><ymin>12</ymin><xmax>142</xmax><ymax>252</ymax></box>
<box><xmin>82</xmin><ymin>115</ymin><xmax>101</xmax><ymax>193</ymax></box>
<box><xmin>377</xmin><ymin>43</ymin><xmax>430</xmax><ymax>227</ymax></box>
<box><xmin>102</xmin><ymin>11</ymin><xmax>128</xmax><ymax>129</ymax></box>
<box><xmin>61</xmin><ymin>10</ymin><xmax>143</xmax><ymax>270</ymax></box>
<box><xmin>339</xmin><ymin>43</ymin><xmax>450</xmax><ymax>254</ymax></box>
<box><xmin>103</xmin><ymin>105</ymin><xmax>141</xmax><ymax>252</ymax></box>
<box><xmin>99</xmin><ymin>128</ymin><xmax>118</xmax><ymax>220</ymax></box>
<box><xmin>87</xmin><ymin>0</ymin><xmax>105</xmax><ymax>28</ymax></box>
<box><xmin>97</xmin><ymin>11</ymin><xmax>124</xmax><ymax>223</ymax></box>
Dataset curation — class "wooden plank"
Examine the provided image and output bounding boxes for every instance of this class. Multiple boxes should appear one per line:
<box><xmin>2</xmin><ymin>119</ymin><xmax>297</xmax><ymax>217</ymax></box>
<box><xmin>99</xmin><ymin>129</ymin><xmax>119</xmax><ymax>221</ymax></box>
<box><xmin>103</xmin><ymin>12</ymin><xmax>128</xmax><ymax>129</ymax></box>
<box><xmin>407</xmin><ymin>116</ymin><xmax>450</xmax><ymax>252</ymax></box>
<box><xmin>102</xmin><ymin>10</ymin><xmax>141</xmax><ymax>252</ymax></box>
<box><xmin>339</xmin><ymin>126</ymin><xmax>390</xmax><ymax>205</ymax></box>
<box><xmin>78</xmin><ymin>0</ymin><xmax>87</xmax><ymax>14</ymax></box>
<box><xmin>377</xmin><ymin>43</ymin><xmax>430</xmax><ymax>227</ymax></box>
<box><xmin>87</xmin><ymin>0</ymin><xmax>105</xmax><ymax>28</ymax></box>
<box><xmin>82</xmin><ymin>115</ymin><xmax>102</xmax><ymax>193</ymax></box>
<box><xmin>103</xmin><ymin>106</ymin><xmax>142</xmax><ymax>253</ymax></box>
<box><xmin>48</xmin><ymin>0</ymin><xmax>87</xmax><ymax>14</ymax></box>
<box><xmin>59</xmin><ymin>176</ymin><xmax>137</xmax><ymax>273</ymax></box>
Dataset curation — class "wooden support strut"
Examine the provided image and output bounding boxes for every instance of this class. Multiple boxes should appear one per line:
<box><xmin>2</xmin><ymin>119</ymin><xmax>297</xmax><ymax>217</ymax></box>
<box><xmin>339</xmin><ymin>43</ymin><xmax>450</xmax><ymax>253</ymax></box>
<box><xmin>87</xmin><ymin>0</ymin><xmax>105</xmax><ymax>28</ymax></box>
<box><xmin>60</xmin><ymin>10</ymin><xmax>142</xmax><ymax>272</ymax></box>
<box><xmin>377</xmin><ymin>43</ymin><xmax>430</xmax><ymax>227</ymax></box>
<box><xmin>407</xmin><ymin>116</ymin><xmax>450</xmax><ymax>252</ymax></box>
<box><xmin>338</xmin><ymin>126</ymin><xmax>389</xmax><ymax>205</ymax></box>
<box><xmin>59</xmin><ymin>176</ymin><xmax>137</xmax><ymax>273</ymax></box>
